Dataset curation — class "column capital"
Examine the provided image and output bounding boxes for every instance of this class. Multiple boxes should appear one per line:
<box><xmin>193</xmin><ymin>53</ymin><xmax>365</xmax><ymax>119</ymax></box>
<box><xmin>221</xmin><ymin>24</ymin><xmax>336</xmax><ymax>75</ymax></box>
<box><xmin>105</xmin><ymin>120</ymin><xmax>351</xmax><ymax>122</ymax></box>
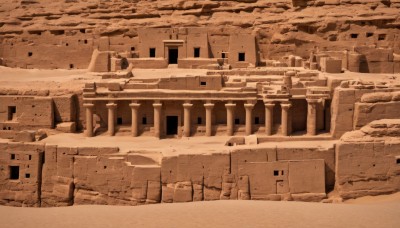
<box><xmin>225</xmin><ymin>103</ymin><xmax>236</xmax><ymax>109</ymax></box>
<box><xmin>83</xmin><ymin>103</ymin><xmax>94</xmax><ymax>108</ymax></box>
<box><xmin>153</xmin><ymin>102</ymin><xmax>162</xmax><ymax>108</ymax></box>
<box><xmin>183</xmin><ymin>103</ymin><xmax>193</xmax><ymax>109</ymax></box>
<box><xmin>264</xmin><ymin>102</ymin><xmax>275</xmax><ymax>108</ymax></box>
<box><xmin>204</xmin><ymin>103</ymin><xmax>215</xmax><ymax>109</ymax></box>
<box><xmin>244</xmin><ymin>103</ymin><xmax>255</xmax><ymax>110</ymax></box>
<box><xmin>280</xmin><ymin>102</ymin><xmax>292</xmax><ymax>110</ymax></box>
<box><xmin>306</xmin><ymin>99</ymin><xmax>320</xmax><ymax>105</ymax></box>
<box><xmin>106</xmin><ymin>102</ymin><xmax>117</xmax><ymax>109</ymax></box>
<box><xmin>129</xmin><ymin>103</ymin><xmax>141</xmax><ymax>109</ymax></box>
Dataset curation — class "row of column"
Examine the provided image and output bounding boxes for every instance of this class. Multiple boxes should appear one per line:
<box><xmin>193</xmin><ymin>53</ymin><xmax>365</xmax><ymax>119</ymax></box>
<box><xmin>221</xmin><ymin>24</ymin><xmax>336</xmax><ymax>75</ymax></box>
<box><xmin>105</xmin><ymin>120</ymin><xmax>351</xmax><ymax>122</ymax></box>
<box><xmin>83</xmin><ymin>99</ymin><xmax>321</xmax><ymax>138</ymax></box>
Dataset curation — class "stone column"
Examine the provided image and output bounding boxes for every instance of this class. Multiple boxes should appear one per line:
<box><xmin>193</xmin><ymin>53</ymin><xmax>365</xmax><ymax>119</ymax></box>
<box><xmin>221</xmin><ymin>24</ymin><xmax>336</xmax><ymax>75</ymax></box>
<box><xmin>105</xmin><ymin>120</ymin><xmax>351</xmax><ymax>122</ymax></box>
<box><xmin>264</xmin><ymin>102</ymin><xmax>275</xmax><ymax>136</ymax></box>
<box><xmin>83</xmin><ymin>103</ymin><xmax>94</xmax><ymax>137</ymax></box>
<box><xmin>307</xmin><ymin>99</ymin><xmax>319</xmax><ymax>136</ymax></box>
<box><xmin>280</xmin><ymin>102</ymin><xmax>292</xmax><ymax>136</ymax></box>
<box><xmin>153</xmin><ymin>102</ymin><xmax>162</xmax><ymax>138</ymax></box>
<box><xmin>129</xmin><ymin>102</ymin><xmax>141</xmax><ymax>137</ymax></box>
<box><xmin>225</xmin><ymin>103</ymin><xmax>236</xmax><ymax>136</ymax></box>
<box><xmin>106</xmin><ymin>102</ymin><xmax>117</xmax><ymax>136</ymax></box>
<box><xmin>204</xmin><ymin>103</ymin><xmax>214</xmax><ymax>137</ymax></box>
<box><xmin>244</xmin><ymin>103</ymin><xmax>254</xmax><ymax>136</ymax></box>
<box><xmin>183</xmin><ymin>102</ymin><xmax>193</xmax><ymax>137</ymax></box>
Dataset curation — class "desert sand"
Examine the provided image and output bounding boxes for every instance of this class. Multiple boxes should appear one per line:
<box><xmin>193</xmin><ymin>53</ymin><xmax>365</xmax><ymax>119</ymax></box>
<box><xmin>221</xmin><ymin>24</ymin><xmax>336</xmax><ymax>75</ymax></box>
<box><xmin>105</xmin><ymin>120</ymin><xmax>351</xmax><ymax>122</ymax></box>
<box><xmin>1</xmin><ymin>192</ymin><xmax>399</xmax><ymax>228</ymax></box>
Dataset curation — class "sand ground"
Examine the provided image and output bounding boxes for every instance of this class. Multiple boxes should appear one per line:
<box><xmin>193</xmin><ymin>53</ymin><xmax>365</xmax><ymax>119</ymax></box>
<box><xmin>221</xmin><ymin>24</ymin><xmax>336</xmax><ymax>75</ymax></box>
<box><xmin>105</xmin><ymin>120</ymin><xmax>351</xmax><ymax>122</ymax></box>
<box><xmin>0</xmin><ymin>193</ymin><xmax>399</xmax><ymax>228</ymax></box>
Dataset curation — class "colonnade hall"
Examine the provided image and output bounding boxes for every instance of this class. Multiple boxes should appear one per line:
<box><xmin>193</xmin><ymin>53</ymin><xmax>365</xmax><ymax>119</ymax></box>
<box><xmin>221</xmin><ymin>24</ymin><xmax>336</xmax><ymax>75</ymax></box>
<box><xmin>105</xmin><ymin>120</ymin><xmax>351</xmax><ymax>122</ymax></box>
<box><xmin>82</xmin><ymin>71</ymin><xmax>331</xmax><ymax>139</ymax></box>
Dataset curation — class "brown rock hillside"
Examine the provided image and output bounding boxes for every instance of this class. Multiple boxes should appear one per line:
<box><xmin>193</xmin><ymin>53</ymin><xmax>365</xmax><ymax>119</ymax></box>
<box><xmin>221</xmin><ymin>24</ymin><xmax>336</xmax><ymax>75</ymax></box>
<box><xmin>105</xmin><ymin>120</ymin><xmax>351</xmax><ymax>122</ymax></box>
<box><xmin>0</xmin><ymin>0</ymin><xmax>399</xmax><ymax>68</ymax></box>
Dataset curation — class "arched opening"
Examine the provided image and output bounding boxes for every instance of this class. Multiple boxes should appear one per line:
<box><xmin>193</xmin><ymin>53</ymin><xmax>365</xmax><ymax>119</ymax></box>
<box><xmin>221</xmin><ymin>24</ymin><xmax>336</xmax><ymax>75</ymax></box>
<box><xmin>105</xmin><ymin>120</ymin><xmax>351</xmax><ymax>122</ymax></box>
<box><xmin>120</xmin><ymin>58</ymin><xmax>129</xmax><ymax>70</ymax></box>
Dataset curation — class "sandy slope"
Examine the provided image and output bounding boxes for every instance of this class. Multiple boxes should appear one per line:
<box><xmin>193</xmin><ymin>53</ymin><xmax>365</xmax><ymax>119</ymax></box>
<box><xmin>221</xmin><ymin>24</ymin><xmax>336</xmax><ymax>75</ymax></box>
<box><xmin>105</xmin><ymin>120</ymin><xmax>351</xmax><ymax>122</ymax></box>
<box><xmin>1</xmin><ymin>193</ymin><xmax>399</xmax><ymax>228</ymax></box>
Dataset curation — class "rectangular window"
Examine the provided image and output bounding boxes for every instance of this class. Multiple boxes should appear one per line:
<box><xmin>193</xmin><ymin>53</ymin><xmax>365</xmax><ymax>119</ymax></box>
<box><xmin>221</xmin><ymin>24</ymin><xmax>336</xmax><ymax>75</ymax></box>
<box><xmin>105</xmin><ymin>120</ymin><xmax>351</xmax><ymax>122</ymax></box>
<box><xmin>200</xmin><ymin>81</ymin><xmax>207</xmax><ymax>86</ymax></box>
<box><xmin>273</xmin><ymin>170</ymin><xmax>279</xmax><ymax>176</ymax></box>
<box><xmin>28</xmin><ymin>155</ymin><xmax>32</xmax><ymax>160</ymax></box>
<box><xmin>238</xmin><ymin>52</ymin><xmax>245</xmax><ymax>62</ymax></box>
<box><xmin>9</xmin><ymin>166</ymin><xmax>19</xmax><ymax>180</ymax></box>
<box><xmin>396</xmin><ymin>158</ymin><xmax>400</xmax><ymax>165</ymax></box>
<box><xmin>149</xmin><ymin>48</ymin><xmax>156</xmax><ymax>58</ymax></box>
<box><xmin>11</xmin><ymin>154</ymin><xmax>15</xmax><ymax>160</ymax></box>
<box><xmin>142</xmin><ymin>117</ymin><xmax>147</xmax><ymax>125</ymax></box>
<box><xmin>366</xmin><ymin>32</ymin><xmax>374</xmax><ymax>37</ymax></box>
<box><xmin>350</xmin><ymin>34</ymin><xmax>358</xmax><ymax>39</ymax></box>
<box><xmin>194</xmin><ymin>47</ymin><xmax>200</xmax><ymax>58</ymax></box>
<box><xmin>221</xmin><ymin>53</ymin><xmax>226</xmax><ymax>59</ymax></box>
<box><xmin>25</xmin><ymin>173</ymin><xmax>30</xmax><ymax>178</ymax></box>
<box><xmin>197</xmin><ymin>117</ymin><xmax>202</xmax><ymax>125</ymax></box>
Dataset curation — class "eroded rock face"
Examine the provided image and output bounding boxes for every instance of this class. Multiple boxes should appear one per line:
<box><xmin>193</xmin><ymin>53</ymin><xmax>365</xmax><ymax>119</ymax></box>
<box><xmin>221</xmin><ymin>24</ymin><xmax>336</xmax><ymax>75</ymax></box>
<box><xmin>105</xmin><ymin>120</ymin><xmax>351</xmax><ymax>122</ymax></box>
<box><xmin>0</xmin><ymin>0</ymin><xmax>399</xmax><ymax>71</ymax></box>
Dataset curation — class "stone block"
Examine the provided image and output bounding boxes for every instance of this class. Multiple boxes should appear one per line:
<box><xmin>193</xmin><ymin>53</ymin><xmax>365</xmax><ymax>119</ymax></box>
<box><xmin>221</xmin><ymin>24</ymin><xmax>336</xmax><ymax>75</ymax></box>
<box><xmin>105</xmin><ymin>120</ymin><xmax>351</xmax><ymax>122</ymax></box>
<box><xmin>14</xmin><ymin>131</ymin><xmax>35</xmax><ymax>142</ymax></box>
<box><xmin>56</xmin><ymin>122</ymin><xmax>76</xmax><ymax>133</ymax></box>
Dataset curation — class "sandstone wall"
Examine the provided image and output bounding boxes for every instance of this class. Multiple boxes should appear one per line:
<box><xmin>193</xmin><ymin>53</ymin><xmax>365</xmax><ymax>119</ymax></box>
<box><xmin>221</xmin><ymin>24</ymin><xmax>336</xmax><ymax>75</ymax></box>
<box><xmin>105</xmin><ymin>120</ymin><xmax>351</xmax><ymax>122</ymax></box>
<box><xmin>335</xmin><ymin>119</ymin><xmax>400</xmax><ymax>199</ymax></box>
<box><xmin>0</xmin><ymin>141</ymin><xmax>335</xmax><ymax>207</ymax></box>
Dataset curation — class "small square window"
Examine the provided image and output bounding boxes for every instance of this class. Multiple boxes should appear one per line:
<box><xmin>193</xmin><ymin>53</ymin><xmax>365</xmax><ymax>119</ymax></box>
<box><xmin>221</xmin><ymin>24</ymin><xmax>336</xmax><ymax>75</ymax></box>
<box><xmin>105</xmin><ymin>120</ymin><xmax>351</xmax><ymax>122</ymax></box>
<box><xmin>273</xmin><ymin>170</ymin><xmax>279</xmax><ymax>176</ymax></box>
<box><xmin>9</xmin><ymin>166</ymin><xmax>19</xmax><ymax>180</ymax></box>
<box><xmin>366</xmin><ymin>32</ymin><xmax>374</xmax><ymax>37</ymax></box>
<box><xmin>117</xmin><ymin>117</ymin><xmax>123</xmax><ymax>125</ymax></box>
<box><xmin>200</xmin><ymin>81</ymin><xmax>207</xmax><ymax>86</ymax></box>
<box><xmin>221</xmin><ymin>53</ymin><xmax>226</xmax><ymax>59</ymax></box>
<box><xmin>396</xmin><ymin>158</ymin><xmax>400</xmax><ymax>165</ymax></box>
<box><xmin>69</xmin><ymin>64</ymin><xmax>74</xmax><ymax>69</ymax></box>
<box><xmin>350</xmin><ymin>34</ymin><xmax>358</xmax><ymax>39</ymax></box>
<box><xmin>11</xmin><ymin>154</ymin><xmax>15</xmax><ymax>160</ymax></box>
<box><xmin>194</xmin><ymin>47</ymin><xmax>200</xmax><ymax>58</ymax></box>
<box><xmin>378</xmin><ymin>34</ymin><xmax>386</xmax><ymax>41</ymax></box>
<box><xmin>131</xmin><ymin>47</ymin><xmax>135</xmax><ymax>51</ymax></box>
<box><xmin>255</xmin><ymin>117</ymin><xmax>260</xmax><ymax>125</ymax></box>
<box><xmin>28</xmin><ymin>52</ymin><xmax>33</xmax><ymax>57</ymax></box>
<box><xmin>197</xmin><ymin>117</ymin><xmax>202</xmax><ymax>125</ymax></box>
<box><xmin>80</xmin><ymin>29</ymin><xmax>86</xmax><ymax>34</ymax></box>
<box><xmin>238</xmin><ymin>52</ymin><xmax>245</xmax><ymax>62</ymax></box>
<box><xmin>142</xmin><ymin>117</ymin><xmax>147</xmax><ymax>125</ymax></box>
<box><xmin>149</xmin><ymin>48</ymin><xmax>156</xmax><ymax>58</ymax></box>
<box><xmin>235</xmin><ymin>119</ymin><xmax>240</xmax><ymax>125</ymax></box>
<box><xmin>84</xmin><ymin>39</ymin><xmax>88</xmax><ymax>44</ymax></box>
<box><xmin>25</xmin><ymin>173</ymin><xmax>30</xmax><ymax>178</ymax></box>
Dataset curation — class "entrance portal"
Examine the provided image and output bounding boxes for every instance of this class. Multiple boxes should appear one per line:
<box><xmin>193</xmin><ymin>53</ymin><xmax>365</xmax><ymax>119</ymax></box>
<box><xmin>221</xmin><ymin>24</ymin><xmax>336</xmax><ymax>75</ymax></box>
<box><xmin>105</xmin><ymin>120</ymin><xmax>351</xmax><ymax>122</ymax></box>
<box><xmin>168</xmin><ymin>48</ymin><xmax>178</xmax><ymax>64</ymax></box>
<box><xmin>166</xmin><ymin>116</ymin><xmax>178</xmax><ymax>135</ymax></box>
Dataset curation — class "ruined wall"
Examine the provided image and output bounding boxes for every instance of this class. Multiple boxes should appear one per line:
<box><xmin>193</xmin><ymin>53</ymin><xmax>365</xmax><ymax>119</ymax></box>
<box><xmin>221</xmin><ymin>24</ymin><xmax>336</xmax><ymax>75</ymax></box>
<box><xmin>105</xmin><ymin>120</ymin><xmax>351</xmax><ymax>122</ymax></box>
<box><xmin>336</xmin><ymin>119</ymin><xmax>400</xmax><ymax>199</ymax></box>
<box><xmin>1</xmin><ymin>0</ymin><xmax>400</xmax><ymax>70</ymax></box>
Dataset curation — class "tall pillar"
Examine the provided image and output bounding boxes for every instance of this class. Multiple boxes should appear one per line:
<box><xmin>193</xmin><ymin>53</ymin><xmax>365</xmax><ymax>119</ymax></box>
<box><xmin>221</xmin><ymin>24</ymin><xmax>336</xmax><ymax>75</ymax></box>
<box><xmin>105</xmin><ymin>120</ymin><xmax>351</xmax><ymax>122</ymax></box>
<box><xmin>280</xmin><ymin>102</ymin><xmax>292</xmax><ymax>136</ymax></box>
<box><xmin>244</xmin><ymin>102</ymin><xmax>254</xmax><ymax>136</ymax></box>
<box><xmin>264</xmin><ymin>102</ymin><xmax>275</xmax><ymax>136</ymax></box>
<box><xmin>153</xmin><ymin>102</ymin><xmax>162</xmax><ymax>138</ymax></box>
<box><xmin>106</xmin><ymin>102</ymin><xmax>117</xmax><ymax>136</ymax></box>
<box><xmin>204</xmin><ymin>103</ymin><xmax>214</xmax><ymax>137</ymax></box>
<box><xmin>307</xmin><ymin>99</ymin><xmax>318</xmax><ymax>136</ymax></box>
<box><xmin>225</xmin><ymin>103</ymin><xmax>236</xmax><ymax>136</ymax></box>
<box><xmin>129</xmin><ymin>102</ymin><xmax>141</xmax><ymax>137</ymax></box>
<box><xmin>183</xmin><ymin>102</ymin><xmax>193</xmax><ymax>137</ymax></box>
<box><xmin>83</xmin><ymin>103</ymin><xmax>94</xmax><ymax>137</ymax></box>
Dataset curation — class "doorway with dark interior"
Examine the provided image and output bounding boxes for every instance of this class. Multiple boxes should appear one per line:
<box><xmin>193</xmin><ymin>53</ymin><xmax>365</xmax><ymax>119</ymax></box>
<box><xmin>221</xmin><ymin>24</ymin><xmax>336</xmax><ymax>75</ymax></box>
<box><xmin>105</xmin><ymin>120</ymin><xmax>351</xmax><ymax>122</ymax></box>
<box><xmin>168</xmin><ymin>48</ymin><xmax>178</xmax><ymax>64</ymax></box>
<box><xmin>166</xmin><ymin>116</ymin><xmax>178</xmax><ymax>135</ymax></box>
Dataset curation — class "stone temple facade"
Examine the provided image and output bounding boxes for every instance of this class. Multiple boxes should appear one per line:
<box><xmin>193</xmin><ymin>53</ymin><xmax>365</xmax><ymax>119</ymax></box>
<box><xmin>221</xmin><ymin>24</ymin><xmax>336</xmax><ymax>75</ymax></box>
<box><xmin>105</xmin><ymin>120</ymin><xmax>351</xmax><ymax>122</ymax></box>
<box><xmin>0</xmin><ymin>0</ymin><xmax>400</xmax><ymax>207</ymax></box>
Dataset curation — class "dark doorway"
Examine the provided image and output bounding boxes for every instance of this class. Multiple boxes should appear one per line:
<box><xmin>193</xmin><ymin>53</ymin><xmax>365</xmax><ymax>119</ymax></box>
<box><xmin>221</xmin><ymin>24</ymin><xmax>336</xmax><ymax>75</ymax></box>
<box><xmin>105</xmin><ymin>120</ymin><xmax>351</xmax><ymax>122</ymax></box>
<box><xmin>168</xmin><ymin>48</ymin><xmax>178</xmax><ymax>64</ymax></box>
<box><xmin>121</xmin><ymin>58</ymin><xmax>129</xmax><ymax>70</ymax></box>
<box><xmin>9</xmin><ymin>166</ymin><xmax>19</xmax><ymax>180</ymax></box>
<box><xmin>166</xmin><ymin>116</ymin><xmax>178</xmax><ymax>135</ymax></box>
